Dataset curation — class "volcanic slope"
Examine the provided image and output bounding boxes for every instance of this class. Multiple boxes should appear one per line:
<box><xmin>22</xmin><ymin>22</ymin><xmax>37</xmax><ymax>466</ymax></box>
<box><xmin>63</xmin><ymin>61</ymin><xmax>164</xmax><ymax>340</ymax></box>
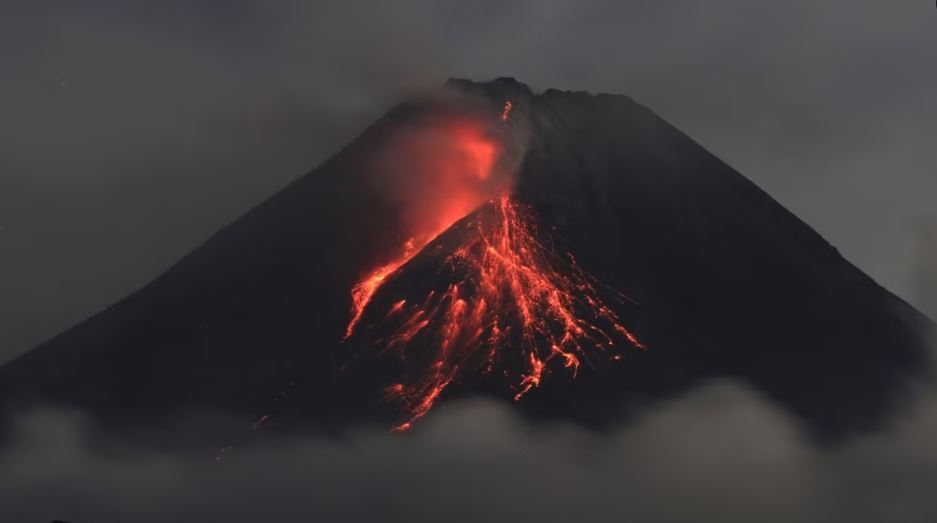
<box><xmin>0</xmin><ymin>78</ymin><xmax>931</xmax><ymax>441</ymax></box>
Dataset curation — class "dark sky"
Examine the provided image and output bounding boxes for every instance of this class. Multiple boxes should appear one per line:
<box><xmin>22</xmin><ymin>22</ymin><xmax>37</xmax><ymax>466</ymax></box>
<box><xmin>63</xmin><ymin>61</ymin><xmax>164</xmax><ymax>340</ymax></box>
<box><xmin>1</xmin><ymin>0</ymin><xmax>935</xmax><ymax>366</ymax></box>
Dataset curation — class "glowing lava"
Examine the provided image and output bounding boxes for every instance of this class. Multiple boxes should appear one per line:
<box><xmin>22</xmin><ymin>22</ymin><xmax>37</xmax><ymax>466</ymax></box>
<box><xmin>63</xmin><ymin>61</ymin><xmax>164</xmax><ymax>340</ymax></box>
<box><xmin>344</xmin><ymin>119</ymin><xmax>504</xmax><ymax>339</ymax></box>
<box><xmin>344</xmin><ymin>100</ymin><xmax>644</xmax><ymax>431</ymax></box>
<box><xmin>375</xmin><ymin>196</ymin><xmax>645</xmax><ymax>431</ymax></box>
<box><xmin>345</xmin><ymin>238</ymin><xmax>421</xmax><ymax>339</ymax></box>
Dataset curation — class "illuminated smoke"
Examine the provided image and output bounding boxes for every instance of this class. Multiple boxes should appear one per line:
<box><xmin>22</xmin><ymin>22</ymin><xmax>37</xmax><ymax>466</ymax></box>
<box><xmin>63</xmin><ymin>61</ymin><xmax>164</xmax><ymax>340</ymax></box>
<box><xmin>345</xmin><ymin>114</ymin><xmax>508</xmax><ymax>338</ymax></box>
<box><xmin>344</xmin><ymin>100</ymin><xmax>644</xmax><ymax>430</ymax></box>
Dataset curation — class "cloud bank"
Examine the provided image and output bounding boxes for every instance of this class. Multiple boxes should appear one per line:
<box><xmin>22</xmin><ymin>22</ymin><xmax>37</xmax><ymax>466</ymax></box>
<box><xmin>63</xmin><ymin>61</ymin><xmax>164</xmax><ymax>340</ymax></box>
<box><xmin>3</xmin><ymin>380</ymin><xmax>936</xmax><ymax>522</ymax></box>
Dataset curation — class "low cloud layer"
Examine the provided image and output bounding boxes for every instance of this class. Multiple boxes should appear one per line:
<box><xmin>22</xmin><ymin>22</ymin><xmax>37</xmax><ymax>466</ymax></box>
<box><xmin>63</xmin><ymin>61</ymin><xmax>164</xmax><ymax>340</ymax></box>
<box><xmin>3</xmin><ymin>380</ymin><xmax>937</xmax><ymax>522</ymax></box>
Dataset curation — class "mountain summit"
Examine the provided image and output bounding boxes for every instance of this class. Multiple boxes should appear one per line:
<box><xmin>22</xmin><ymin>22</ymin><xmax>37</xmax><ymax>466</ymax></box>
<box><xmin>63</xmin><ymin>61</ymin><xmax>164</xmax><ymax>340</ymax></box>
<box><xmin>1</xmin><ymin>78</ymin><xmax>931</xmax><ymax>441</ymax></box>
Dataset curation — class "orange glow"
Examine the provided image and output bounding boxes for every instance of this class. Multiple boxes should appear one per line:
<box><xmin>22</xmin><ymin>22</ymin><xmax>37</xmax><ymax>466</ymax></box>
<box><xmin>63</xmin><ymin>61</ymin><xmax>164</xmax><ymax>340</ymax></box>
<box><xmin>344</xmin><ymin>119</ymin><xmax>504</xmax><ymax>339</ymax></box>
<box><xmin>344</xmin><ymin>240</ymin><xmax>420</xmax><ymax>339</ymax></box>
<box><xmin>452</xmin><ymin>126</ymin><xmax>497</xmax><ymax>181</ymax></box>
<box><xmin>372</xmin><ymin>196</ymin><xmax>645</xmax><ymax>430</ymax></box>
<box><xmin>344</xmin><ymin>108</ymin><xmax>644</xmax><ymax>431</ymax></box>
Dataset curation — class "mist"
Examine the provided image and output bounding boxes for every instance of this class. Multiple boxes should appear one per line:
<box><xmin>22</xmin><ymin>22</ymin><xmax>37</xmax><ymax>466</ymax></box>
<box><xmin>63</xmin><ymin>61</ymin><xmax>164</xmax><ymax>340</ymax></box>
<box><xmin>2</xmin><ymin>378</ymin><xmax>936</xmax><ymax>523</ymax></box>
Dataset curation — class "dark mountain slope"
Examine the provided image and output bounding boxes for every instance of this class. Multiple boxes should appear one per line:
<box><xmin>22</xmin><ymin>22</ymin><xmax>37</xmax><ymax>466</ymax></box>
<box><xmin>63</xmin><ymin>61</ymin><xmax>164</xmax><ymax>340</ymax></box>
<box><xmin>0</xmin><ymin>78</ymin><xmax>931</xmax><ymax>441</ymax></box>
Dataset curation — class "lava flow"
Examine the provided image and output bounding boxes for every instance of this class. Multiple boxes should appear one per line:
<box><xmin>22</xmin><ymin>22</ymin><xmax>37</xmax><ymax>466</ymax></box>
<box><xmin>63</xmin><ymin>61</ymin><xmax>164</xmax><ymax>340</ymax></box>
<box><xmin>376</xmin><ymin>196</ymin><xmax>645</xmax><ymax>431</ymax></box>
<box><xmin>344</xmin><ymin>238</ymin><xmax>421</xmax><ymax>339</ymax></box>
<box><xmin>344</xmin><ymin>101</ymin><xmax>644</xmax><ymax>431</ymax></box>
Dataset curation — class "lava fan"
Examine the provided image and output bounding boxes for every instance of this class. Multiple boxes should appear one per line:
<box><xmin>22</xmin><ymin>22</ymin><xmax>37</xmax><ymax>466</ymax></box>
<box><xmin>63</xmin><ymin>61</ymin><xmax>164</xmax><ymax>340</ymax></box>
<box><xmin>343</xmin><ymin>102</ymin><xmax>646</xmax><ymax>430</ymax></box>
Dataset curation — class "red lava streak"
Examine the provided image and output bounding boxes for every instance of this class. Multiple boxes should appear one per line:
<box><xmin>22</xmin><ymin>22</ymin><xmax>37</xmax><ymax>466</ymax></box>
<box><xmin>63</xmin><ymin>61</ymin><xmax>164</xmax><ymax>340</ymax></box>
<box><xmin>345</xmin><ymin>239</ymin><xmax>420</xmax><ymax>339</ymax></box>
<box><xmin>344</xmin><ymin>120</ymin><xmax>503</xmax><ymax>340</ymax></box>
<box><xmin>375</xmin><ymin>196</ymin><xmax>644</xmax><ymax>431</ymax></box>
<box><xmin>344</xmin><ymin>103</ymin><xmax>644</xmax><ymax>431</ymax></box>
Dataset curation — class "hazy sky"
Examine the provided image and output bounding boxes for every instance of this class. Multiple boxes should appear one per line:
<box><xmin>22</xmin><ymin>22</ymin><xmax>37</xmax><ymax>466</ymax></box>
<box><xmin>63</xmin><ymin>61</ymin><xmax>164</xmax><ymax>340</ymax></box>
<box><xmin>1</xmin><ymin>0</ymin><xmax>935</xmax><ymax>364</ymax></box>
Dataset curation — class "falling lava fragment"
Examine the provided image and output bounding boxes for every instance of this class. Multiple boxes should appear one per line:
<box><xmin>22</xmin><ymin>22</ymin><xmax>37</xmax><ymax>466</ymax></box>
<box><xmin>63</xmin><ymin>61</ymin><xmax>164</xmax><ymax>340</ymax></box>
<box><xmin>500</xmin><ymin>101</ymin><xmax>513</xmax><ymax>122</ymax></box>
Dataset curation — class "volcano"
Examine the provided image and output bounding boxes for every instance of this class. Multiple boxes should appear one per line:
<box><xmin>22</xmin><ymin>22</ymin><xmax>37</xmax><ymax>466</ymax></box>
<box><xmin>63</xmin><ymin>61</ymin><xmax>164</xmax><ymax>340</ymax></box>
<box><xmin>0</xmin><ymin>78</ymin><xmax>932</xmax><ymax>442</ymax></box>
